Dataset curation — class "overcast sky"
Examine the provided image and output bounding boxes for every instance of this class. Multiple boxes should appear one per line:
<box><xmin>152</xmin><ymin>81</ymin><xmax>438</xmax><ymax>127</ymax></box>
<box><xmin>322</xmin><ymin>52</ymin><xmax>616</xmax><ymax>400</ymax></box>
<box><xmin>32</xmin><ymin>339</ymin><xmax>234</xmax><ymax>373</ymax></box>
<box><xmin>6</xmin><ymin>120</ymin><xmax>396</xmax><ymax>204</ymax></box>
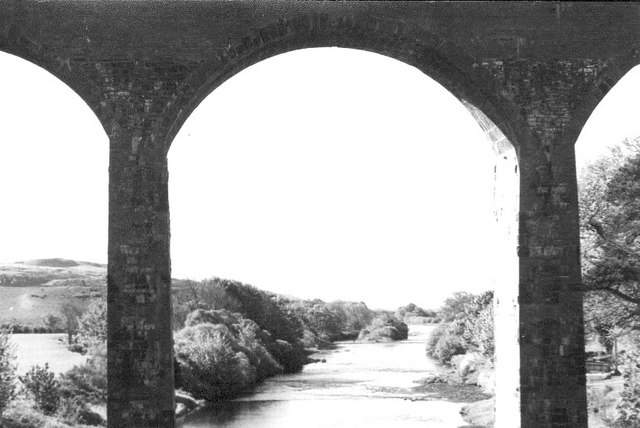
<box><xmin>0</xmin><ymin>49</ymin><xmax>638</xmax><ymax>310</ymax></box>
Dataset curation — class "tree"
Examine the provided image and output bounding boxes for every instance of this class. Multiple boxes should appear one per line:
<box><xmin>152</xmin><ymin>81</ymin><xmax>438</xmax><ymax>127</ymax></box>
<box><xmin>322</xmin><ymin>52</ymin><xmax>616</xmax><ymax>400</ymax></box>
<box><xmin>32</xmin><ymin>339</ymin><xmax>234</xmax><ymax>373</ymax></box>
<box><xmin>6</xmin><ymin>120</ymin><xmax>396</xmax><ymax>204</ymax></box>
<box><xmin>0</xmin><ymin>328</ymin><xmax>16</xmax><ymax>416</ymax></box>
<box><xmin>579</xmin><ymin>137</ymin><xmax>640</xmax><ymax>338</ymax></box>
<box><xmin>439</xmin><ymin>292</ymin><xmax>476</xmax><ymax>322</ymax></box>
<box><xmin>462</xmin><ymin>291</ymin><xmax>494</xmax><ymax>357</ymax></box>
<box><xmin>74</xmin><ymin>299</ymin><xmax>107</xmax><ymax>353</ymax></box>
<box><xmin>43</xmin><ymin>314</ymin><xmax>63</xmax><ymax>332</ymax></box>
<box><xmin>59</xmin><ymin>302</ymin><xmax>84</xmax><ymax>345</ymax></box>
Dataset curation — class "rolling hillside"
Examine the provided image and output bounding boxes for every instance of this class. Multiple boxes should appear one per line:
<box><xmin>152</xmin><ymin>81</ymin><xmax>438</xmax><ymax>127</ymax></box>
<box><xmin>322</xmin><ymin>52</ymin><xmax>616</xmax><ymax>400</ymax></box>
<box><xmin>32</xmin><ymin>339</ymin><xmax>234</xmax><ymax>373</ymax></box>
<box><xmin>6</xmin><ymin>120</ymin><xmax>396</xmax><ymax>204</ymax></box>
<box><xmin>0</xmin><ymin>258</ymin><xmax>195</xmax><ymax>328</ymax></box>
<box><xmin>0</xmin><ymin>258</ymin><xmax>106</xmax><ymax>327</ymax></box>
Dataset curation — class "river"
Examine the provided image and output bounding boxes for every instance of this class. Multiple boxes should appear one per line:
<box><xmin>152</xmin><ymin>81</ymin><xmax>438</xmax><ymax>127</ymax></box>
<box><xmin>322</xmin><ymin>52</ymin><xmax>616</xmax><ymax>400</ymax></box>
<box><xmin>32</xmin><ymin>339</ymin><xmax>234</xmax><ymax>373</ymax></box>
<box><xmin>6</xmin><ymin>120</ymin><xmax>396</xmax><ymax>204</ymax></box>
<box><xmin>178</xmin><ymin>325</ymin><xmax>472</xmax><ymax>427</ymax></box>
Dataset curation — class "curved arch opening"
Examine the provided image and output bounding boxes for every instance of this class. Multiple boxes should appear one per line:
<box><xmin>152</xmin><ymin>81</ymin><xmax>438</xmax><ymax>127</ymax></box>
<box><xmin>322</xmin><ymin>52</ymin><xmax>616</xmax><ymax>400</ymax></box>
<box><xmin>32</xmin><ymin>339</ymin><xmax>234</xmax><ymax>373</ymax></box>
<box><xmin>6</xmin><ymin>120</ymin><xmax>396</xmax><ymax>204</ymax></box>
<box><xmin>0</xmin><ymin>51</ymin><xmax>109</xmax><ymax>381</ymax></box>
<box><xmin>169</xmin><ymin>47</ymin><xmax>520</xmax><ymax>427</ymax></box>
<box><xmin>575</xmin><ymin>64</ymin><xmax>640</xmax><ymax>426</ymax></box>
<box><xmin>0</xmin><ymin>52</ymin><xmax>109</xmax><ymax>263</ymax></box>
<box><xmin>576</xmin><ymin>65</ymin><xmax>640</xmax><ymax>166</ymax></box>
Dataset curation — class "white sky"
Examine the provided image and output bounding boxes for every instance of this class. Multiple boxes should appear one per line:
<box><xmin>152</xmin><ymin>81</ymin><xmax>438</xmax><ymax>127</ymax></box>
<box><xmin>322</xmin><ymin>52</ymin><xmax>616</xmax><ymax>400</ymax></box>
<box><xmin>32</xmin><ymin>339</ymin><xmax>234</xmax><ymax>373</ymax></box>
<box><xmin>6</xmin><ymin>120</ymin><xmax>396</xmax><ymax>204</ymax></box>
<box><xmin>0</xmin><ymin>48</ymin><xmax>638</xmax><ymax>310</ymax></box>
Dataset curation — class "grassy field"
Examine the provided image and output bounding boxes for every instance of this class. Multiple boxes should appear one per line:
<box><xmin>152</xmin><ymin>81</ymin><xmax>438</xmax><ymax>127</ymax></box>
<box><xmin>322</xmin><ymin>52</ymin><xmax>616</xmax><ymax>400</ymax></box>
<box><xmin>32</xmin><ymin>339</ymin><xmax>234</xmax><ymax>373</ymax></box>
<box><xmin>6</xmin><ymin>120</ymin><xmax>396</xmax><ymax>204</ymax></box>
<box><xmin>10</xmin><ymin>333</ymin><xmax>89</xmax><ymax>375</ymax></box>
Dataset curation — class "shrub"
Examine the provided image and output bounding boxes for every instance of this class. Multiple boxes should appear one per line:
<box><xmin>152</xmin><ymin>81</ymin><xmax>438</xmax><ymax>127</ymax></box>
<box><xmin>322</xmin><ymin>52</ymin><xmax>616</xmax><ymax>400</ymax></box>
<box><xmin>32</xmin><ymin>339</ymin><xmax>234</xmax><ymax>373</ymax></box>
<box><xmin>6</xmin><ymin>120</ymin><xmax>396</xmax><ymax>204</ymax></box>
<box><xmin>54</xmin><ymin>395</ymin><xmax>103</xmax><ymax>426</ymax></box>
<box><xmin>172</xmin><ymin>279</ymin><xmax>242</xmax><ymax>330</ymax></box>
<box><xmin>462</xmin><ymin>292</ymin><xmax>494</xmax><ymax>357</ymax></box>
<box><xmin>325</xmin><ymin>301</ymin><xmax>375</xmax><ymax>332</ymax></box>
<box><xmin>59</xmin><ymin>302</ymin><xmax>83</xmax><ymax>345</ymax></box>
<box><xmin>440</xmin><ymin>292</ymin><xmax>476</xmax><ymax>322</ymax></box>
<box><xmin>357</xmin><ymin>314</ymin><xmax>409</xmax><ymax>342</ymax></box>
<box><xmin>43</xmin><ymin>315</ymin><xmax>64</xmax><ymax>333</ymax></box>
<box><xmin>56</xmin><ymin>396</ymin><xmax>84</xmax><ymax>425</ymax></box>
<box><xmin>427</xmin><ymin>321</ymin><xmax>467</xmax><ymax>364</ymax></box>
<box><xmin>58</xmin><ymin>356</ymin><xmax>107</xmax><ymax>404</ymax></box>
<box><xmin>587</xmin><ymin>385</ymin><xmax>619</xmax><ymax>427</ymax></box>
<box><xmin>433</xmin><ymin>330</ymin><xmax>467</xmax><ymax>364</ymax></box>
<box><xmin>174</xmin><ymin>323</ymin><xmax>257</xmax><ymax>400</ymax></box>
<box><xmin>616</xmin><ymin>351</ymin><xmax>640</xmax><ymax>426</ymax></box>
<box><xmin>426</xmin><ymin>323</ymin><xmax>447</xmax><ymax>357</ymax></box>
<box><xmin>0</xmin><ymin>328</ymin><xmax>17</xmax><ymax>416</ymax></box>
<box><xmin>74</xmin><ymin>298</ymin><xmax>107</xmax><ymax>352</ymax></box>
<box><xmin>19</xmin><ymin>364</ymin><xmax>60</xmax><ymax>415</ymax></box>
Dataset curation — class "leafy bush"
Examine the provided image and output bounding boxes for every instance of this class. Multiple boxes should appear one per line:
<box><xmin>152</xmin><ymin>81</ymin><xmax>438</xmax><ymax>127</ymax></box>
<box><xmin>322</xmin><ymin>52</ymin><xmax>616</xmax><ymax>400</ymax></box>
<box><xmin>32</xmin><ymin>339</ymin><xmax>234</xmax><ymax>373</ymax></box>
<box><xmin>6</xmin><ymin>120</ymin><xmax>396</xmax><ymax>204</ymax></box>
<box><xmin>427</xmin><ymin>290</ymin><xmax>495</xmax><ymax>365</ymax></box>
<box><xmin>286</xmin><ymin>300</ymin><xmax>343</xmax><ymax>341</ymax></box>
<box><xmin>43</xmin><ymin>315</ymin><xmax>64</xmax><ymax>333</ymax></box>
<box><xmin>357</xmin><ymin>314</ymin><xmax>408</xmax><ymax>342</ymax></box>
<box><xmin>325</xmin><ymin>301</ymin><xmax>374</xmax><ymax>332</ymax></box>
<box><xmin>59</xmin><ymin>302</ymin><xmax>84</xmax><ymax>345</ymax></box>
<box><xmin>172</xmin><ymin>279</ymin><xmax>242</xmax><ymax>330</ymax></box>
<box><xmin>185</xmin><ymin>309</ymin><xmax>283</xmax><ymax>379</ymax></box>
<box><xmin>220</xmin><ymin>280</ymin><xmax>303</xmax><ymax>346</ymax></box>
<box><xmin>56</xmin><ymin>396</ymin><xmax>84</xmax><ymax>425</ymax></box>
<box><xmin>58</xmin><ymin>356</ymin><xmax>107</xmax><ymax>404</ymax></box>
<box><xmin>427</xmin><ymin>321</ymin><xmax>467</xmax><ymax>364</ymax></box>
<box><xmin>426</xmin><ymin>323</ymin><xmax>447</xmax><ymax>356</ymax></box>
<box><xmin>587</xmin><ymin>384</ymin><xmax>619</xmax><ymax>427</ymax></box>
<box><xmin>0</xmin><ymin>328</ymin><xmax>17</xmax><ymax>416</ymax></box>
<box><xmin>55</xmin><ymin>395</ymin><xmax>103</xmax><ymax>426</ymax></box>
<box><xmin>616</xmin><ymin>351</ymin><xmax>640</xmax><ymax>427</ymax></box>
<box><xmin>282</xmin><ymin>299</ymin><xmax>375</xmax><ymax>343</ymax></box>
<box><xmin>74</xmin><ymin>298</ymin><xmax>107</xmax><ymax>353</ymax></box>
<box><xmin>462</xmin><ymin>291</ymin><xmax>494</xmax><ymax>357</ymax></box>
<box><xmin>396</xmin><ymin>303</ymin><xmax>437</xmax><ymax>321</ymax></box>
<box><xmin>19</xmin><ymin>364</ymin><xmax>59</xmax><ymax>415</ymax></box>
<box><xmin>0</xmin><ymin>406</ymin><xmax>66</xmax><ymax>428</ymax></box>
<box><xmin>174</xmin><ymin>323</ymin><xmax>257</xmax><ymax>400</ymax></box>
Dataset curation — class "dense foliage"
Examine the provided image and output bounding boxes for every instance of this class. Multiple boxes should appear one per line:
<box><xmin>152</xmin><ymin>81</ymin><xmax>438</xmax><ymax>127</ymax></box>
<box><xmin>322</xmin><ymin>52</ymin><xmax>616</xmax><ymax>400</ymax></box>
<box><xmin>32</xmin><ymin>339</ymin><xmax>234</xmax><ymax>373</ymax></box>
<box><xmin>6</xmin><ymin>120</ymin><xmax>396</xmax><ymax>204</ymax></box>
<box><xmin>357</xmin><ymin>313</ymin><xmax>408</xmax><ymax>342</ymax></box>
<box><xmin>427</xmin><ymin>291</ymin><xmax>494</xmax><ymax>364</ymax></box>
<box><xmin>282</xmin><ymin>299</ymin><xmax>375</xmax><ymax>345</ymax></box>
<box><xmin>74</xmin><ymin>299</ymin><xmax>107</xmax><ymax>353</ymax></box>
<box><xmin>579</xmin><ymin>138</ymin><xmax>640</xmax><ymax>345</ymax></box>
<box><xmin>395</xmin><ymin>303</ymin><xmax>439</xmax><ymax>324</ymax></box>
<box><xmin>172</xmin><ymin>277</ymin><xmax>408</xmax><ymax>400</ymax></box>
<box><xmin>0</xmin><ymin>328</ymin><xmax>16</xmax><ymax>416</ymax></box>
<box><xmin>59</xmin><ymin>350</ymin><xmax>107</xmax><ymax>405</ymax></box>
<box><xmin>19</xmin><ymin>364</ymin><xmax>60</xmax><ymax>415</ymax></box>
<box><xmin>175</xmin><ymin>319</ymin><xmax>267</xmax><ymax>400</ymax></box>
<box><xmin>615</xmin><ymin>351</ymin><xmax>640</xmax><ymax>427</ymax></box>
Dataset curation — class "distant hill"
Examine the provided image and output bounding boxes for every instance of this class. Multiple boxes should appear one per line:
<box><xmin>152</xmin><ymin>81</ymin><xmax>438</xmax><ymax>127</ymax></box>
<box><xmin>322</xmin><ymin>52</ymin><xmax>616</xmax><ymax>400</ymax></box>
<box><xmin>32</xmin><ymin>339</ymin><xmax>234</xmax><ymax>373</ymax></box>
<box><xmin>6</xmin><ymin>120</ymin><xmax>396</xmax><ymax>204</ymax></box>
<box><xmin>18</xmin><ymin>258</ymin><xmax>106</xmax><ymax>269</ymax></box>
<box><xmin>0</xmin><ymin>259</ymin><xmax>107</xmax><ymax>327</ymax></box>
<box><xmin>0</xmin><ymin>258</ymin><xmax>195</xmax><ymax>328</ymax></box>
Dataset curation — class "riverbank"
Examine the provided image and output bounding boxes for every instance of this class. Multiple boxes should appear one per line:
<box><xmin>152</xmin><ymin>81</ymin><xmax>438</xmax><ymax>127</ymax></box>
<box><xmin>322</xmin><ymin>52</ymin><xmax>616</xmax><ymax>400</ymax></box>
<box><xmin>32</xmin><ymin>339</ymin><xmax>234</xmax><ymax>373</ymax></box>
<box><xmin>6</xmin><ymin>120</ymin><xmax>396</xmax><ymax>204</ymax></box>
<box><xmin>178</xmin><ymin>324</ymin><xmax>486</xmax><ymax>427</ymax></box>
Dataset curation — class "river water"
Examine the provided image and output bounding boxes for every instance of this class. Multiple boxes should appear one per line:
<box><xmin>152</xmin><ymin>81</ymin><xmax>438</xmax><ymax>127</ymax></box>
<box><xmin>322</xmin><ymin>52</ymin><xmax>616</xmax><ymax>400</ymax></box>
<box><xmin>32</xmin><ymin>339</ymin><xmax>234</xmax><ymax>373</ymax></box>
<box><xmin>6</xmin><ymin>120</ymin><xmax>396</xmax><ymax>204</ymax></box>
<box><xmin>179</xmin><ymin>325</ymin><xmax>471</xmax><ymax>428</ymax></box>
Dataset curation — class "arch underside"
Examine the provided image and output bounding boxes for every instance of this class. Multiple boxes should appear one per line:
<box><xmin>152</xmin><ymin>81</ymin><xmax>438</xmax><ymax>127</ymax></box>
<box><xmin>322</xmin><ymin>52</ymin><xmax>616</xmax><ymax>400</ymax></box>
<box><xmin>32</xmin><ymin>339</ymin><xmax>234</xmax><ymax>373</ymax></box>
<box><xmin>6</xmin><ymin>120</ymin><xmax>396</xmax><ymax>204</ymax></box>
<box><xmin>165</xmin><ymin>16</ymin><xmax>529</xmax><ymax>155</ymax></box>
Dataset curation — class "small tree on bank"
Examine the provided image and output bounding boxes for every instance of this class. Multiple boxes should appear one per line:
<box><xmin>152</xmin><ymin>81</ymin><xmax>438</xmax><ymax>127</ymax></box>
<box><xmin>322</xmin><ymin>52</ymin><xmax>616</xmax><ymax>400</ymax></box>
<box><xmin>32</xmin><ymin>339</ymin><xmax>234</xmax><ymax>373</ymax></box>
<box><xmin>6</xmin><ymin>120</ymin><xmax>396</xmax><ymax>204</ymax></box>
<box><xmin>59</xmin><ymin>302</ymin><xmax>83</xmax><ymax>345</ymax></box>
<box><xmin>0</xmin><ymin>328</ymin><xmax>17</xmax><ymax>416</ymax></box>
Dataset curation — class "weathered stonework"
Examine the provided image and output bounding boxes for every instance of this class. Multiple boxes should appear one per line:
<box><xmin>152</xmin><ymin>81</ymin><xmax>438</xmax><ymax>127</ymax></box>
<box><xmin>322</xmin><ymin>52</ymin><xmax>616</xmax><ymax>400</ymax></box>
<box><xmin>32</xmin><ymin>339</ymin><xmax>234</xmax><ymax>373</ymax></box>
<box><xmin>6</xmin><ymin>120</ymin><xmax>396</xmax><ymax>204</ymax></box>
<box><xmin>0</xmin><ymin>2</ymin><xmax>638</xmax><ymax>427</ymax></box>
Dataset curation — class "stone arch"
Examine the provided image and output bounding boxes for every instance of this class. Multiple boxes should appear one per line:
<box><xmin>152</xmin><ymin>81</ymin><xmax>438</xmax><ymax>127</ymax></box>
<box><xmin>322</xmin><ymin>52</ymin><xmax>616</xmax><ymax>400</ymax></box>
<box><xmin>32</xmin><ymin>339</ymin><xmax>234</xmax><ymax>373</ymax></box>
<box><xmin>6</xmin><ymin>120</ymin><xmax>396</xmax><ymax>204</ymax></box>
<box><xmin>166</xmin><ymin>18</ymin><xmax>524</xmax><ymax>428</ymax></box>
<box><xmin>163</xmin><ymin>14</ymin><xmax>534</xmax><ymax>155</ymax></box>
<box><xmin>565</xmin><ymin>48</ymin><xmax>640</xmax><ymax>149</ymax></box>
<box><xmin>0</xmin><ymin>23</ymin><xmax>109</xmax><ymax>137</ymax></box>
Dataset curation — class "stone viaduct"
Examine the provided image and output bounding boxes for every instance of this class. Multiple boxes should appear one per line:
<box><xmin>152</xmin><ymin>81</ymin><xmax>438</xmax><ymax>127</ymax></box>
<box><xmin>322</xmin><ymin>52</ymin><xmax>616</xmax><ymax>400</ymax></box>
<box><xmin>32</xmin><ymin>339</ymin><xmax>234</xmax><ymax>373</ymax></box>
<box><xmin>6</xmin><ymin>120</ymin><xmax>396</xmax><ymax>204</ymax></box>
<box><xmin>0</xmin><ymin>2</ymin><xmax>638</xmax><ymax>427</ymax></box>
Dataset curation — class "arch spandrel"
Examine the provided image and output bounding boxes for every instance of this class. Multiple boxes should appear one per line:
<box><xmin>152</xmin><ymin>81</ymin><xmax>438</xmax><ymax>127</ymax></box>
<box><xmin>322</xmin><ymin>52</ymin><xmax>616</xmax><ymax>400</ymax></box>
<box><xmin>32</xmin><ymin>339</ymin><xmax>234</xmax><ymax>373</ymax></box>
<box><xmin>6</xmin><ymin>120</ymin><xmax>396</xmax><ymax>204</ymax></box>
<box><xmin>164</xmin><ymin>15</ymin><xmax>530</xmax><ymax>156</ymax></box>
<box><xmin>0</xmin><ymin>21</ymin><xmax>110</xmax><ymax>137</ymax></box>
<box><xmin>564</xmin><ymin>49</ymin><xmax>640</xmax><ymax>150</ymax></box>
